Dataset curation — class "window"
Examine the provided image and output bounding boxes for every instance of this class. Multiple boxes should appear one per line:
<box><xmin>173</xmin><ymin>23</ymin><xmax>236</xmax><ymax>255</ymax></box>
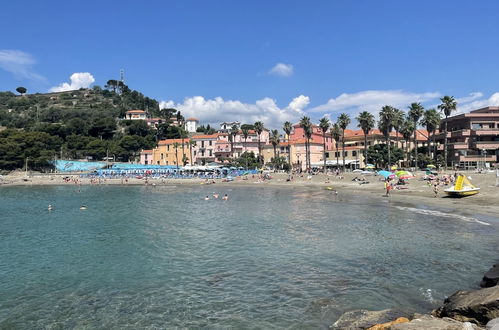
<box><xmin>325</xmin><ymin>152</ymin><xmax>330</xmax><ymax>158</ymax></box>
<box><xmin>344</xmin><ymin>151</ymin><xmax>348</xmax><ymax>157</ymax></box>
<box><xmin>194</xmin><ymin>151</ymin><xmax>197</xmax><ymax>156</ymax></box>
<box><xmin>209</xmin><ymin>150</ymin><xmax>212</xmax><ymax>156</ymax></box>
<box><xmin>145</xmin><ymin>161</ymin><xmax>148</xmax><ymax>165</ymax></box>
<box><xmin>335</xmin><ymin>152</ymin><xmax>340</xmax><ymax>157</ymax></box>
<box><xmin>352</xmin><ymin>151</ymin><xmax>357</xmax><ymax>157</ymax></box>
<box><xmin>161</xmin><ymin>153</ymin><xmax>164</xmax><ymax>159</ymax></box>
<box><xmin>157</xmin><ymin>161</ymin><xmax>160</xmax><ymax>165</ymax></box>
<box><xmin>209</xmin><ymin>141</ymin><xmax>212</xmax><ymax>146</ymax></box>
<box><xmin>202</xmin><ymin>141</ymin><xmax>205</xmax><ymax>147</ymax></box>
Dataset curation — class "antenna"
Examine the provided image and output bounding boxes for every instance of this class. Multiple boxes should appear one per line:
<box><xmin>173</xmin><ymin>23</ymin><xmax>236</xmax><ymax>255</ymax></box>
<box><xmin>120</xmin><ymin>69</ymin><xmax>125</xmax><ymax>85</ymax></box>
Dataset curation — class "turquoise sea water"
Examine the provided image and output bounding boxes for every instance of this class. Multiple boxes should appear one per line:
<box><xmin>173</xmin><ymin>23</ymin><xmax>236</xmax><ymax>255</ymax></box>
<box><xmin>0</xmin><ymin>185</ymin><xmax>498</xmax><ymax>329</ymax></box>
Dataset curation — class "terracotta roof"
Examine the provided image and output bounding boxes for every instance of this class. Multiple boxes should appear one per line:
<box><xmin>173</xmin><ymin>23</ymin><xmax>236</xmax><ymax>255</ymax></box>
<box><xmin>141</xmin><ymin>150</ymin><xmax>153</xmax><ymax>153</ymax></box>
<box><xmin>343</xmin><ymin>128</ymin><xmax>429</xmax><ymax>141</ymax></box>
<box><xmin>158</xmin><ymin>138</ymin><xmax>191</xmax><ymax>145</ymax></box>
<box><xmin>186</xmin><ymin>117</ymin><xmax>198</xmax><ymax>121</ymax></box>
<box><xmin>126</xmin><ymin>110</ymin><xmax>146</xmax><ymax>113</ymax></box>
<box><xmin>146</xmin><ymin>118</ymin><xmax>162</xmax><ymax>121</ymax></box>
<box><xmin>191</xmin><ymin>133</ymin><xmax>221</xmax><ymax>139</ymax></box>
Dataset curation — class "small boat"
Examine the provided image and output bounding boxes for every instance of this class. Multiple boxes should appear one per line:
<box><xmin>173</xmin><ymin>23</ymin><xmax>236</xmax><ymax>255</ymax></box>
<box><xmin>444</xmin><ymin>175</ymin><xmax>480</xmax><ymax>197</ymax></box>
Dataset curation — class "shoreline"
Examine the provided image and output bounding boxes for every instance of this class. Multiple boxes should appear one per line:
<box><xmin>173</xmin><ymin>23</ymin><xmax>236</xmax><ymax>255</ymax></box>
<box><xmin>2</xmin><ymin>171</ymin><xmax>499</xmax><ymax>218</ymax></box>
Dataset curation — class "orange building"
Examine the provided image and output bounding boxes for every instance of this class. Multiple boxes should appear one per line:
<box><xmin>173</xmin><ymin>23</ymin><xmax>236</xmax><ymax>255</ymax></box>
<box><xmin>150</xmin><ymin>138</ymin><xmax>192</xmax><ymax>166</ymax></box>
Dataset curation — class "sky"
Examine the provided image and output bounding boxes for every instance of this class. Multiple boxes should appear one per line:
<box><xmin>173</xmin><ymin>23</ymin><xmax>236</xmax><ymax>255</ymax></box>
<box><xmin>1</xmin><ymin>0</ymin><xmax>499</xmax><ymax>128</ymax></box>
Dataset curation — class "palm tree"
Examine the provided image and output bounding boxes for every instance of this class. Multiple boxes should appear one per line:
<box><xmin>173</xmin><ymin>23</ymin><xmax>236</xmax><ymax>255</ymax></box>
<box><xmin>438</xmin><ymin>96</ymin><xmax>457</xmax><ymax>170</ymax></box>
<box><xmin>378</xmin><ymin>106</ymin><xmax>395</xmax><ymax>168</ymax></box>
<box><xmin>300</xmin><ymin>116</ymin><xmax>312</xmax><ymax>171</ymax></box>
<box><xmin>230</xmin><ymin>124</ymin><xmax>239</xmax><ymax>158</ymax></box>
<box><xmin>319</xmin><ymin>117</ymin><xmax>330</xmax><ymax>173</ymax></box>
<box><xmin>337</xmin><ymin>113</ymin><xmax>351</xmax><ymax>171</ymax></box>
<box><xmin>241</xmin><ymin>127</ymin><xmax>250</xmax><ymax>169</ymax></box>
<box><xmin>331</xmin><ymin>123</ymin><xmax>342</xmax><ymax>170</ymax></box>
<box><xmin>421</xmin><ymin>108</ymin><xmax>441</xmax><ymax>159</ymax></box>
<box><xmin>400</xmin><ymin>119</ymin><xmax>415</xmax><ymax>166</ymax></box>
<box><xmin>283</xmin><ymin>121</ymin><xmax>293</xmax><ymax>170</ymax></box>
<box><xmin>392</xmin><ymin>108</ymin><xmax>405</xmax><ymax>148</ymax></box>
<box><xmin>254</xmin><ymin>121</ymin><xmax>264</xmax><ymax>166</ymax></box>
<box><xmin>270</xmin><ymin>129</ymin><xmax>281</xmax><ymax>169</ymax></box>
<box><xmin>356</xmin><ymin>111</ymin><xmax>375</xmax><ymax>168</ymax></box>
<box><xmin>408</xmin><ymin>102</ymin><xmax>425</xmax><ymax>168</ymax></box>
<box><xmin>173</xmin><ymin>142</ymin><xmax>180</xmax><ymax>170</ymax></box>
<box><xmin>188</xmin><ymin>140</ymin><xmax>196</xmax><ymax>165</ymax></box>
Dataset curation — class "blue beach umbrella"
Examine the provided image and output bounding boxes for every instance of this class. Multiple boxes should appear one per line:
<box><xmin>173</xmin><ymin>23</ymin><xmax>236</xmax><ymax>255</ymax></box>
<box><xmin>378</xmin><ymin>170</ymin><xmax>394</xmax><ymax>179</ymax></box>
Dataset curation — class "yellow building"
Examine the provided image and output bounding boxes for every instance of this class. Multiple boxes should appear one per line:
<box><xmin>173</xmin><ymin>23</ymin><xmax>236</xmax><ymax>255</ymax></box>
<box><xmin>151</xmin><ymin>138</ymin><xmax>192</xmax><ymax>166</ymax></box>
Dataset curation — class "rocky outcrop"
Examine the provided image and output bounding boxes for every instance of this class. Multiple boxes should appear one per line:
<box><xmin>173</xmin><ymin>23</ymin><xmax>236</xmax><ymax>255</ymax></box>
<box><xmin>331</xmin><ymin>309</ymin><xmax>411</xmax><ymax>329</ymax></box>
<box><xmin>391</xmin><ymin>315</ymin><xmax>483</xmax><ymax>329</ymax></box>
<box><xmin>432</xmin><ymin>286</ymin><xmax>499</xmax><ymax>326</ymax></box>
<box><xmin>481</xmin><ymin>265</ymin><xmax>499</xmax><ymax>288</ymax></box>
<box><xmin>486</xmin><ymin>317</ymin><xmax>499</xmax><ymax>329</ymax></box>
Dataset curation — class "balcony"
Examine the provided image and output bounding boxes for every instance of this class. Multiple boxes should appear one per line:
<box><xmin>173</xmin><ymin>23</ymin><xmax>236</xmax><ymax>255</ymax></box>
<box><xmin>471</xmin><ymin>128</ymin><xmax>499</xmax><ymax>136</ymax></box>
<box><xmin>447</xmin><ymin>142</ymin><xmax>468</xmax><ymax>149</ymax></box>
<box><xmin>471</xmin><ymin>141</ymin><xmax>499</xmax><ymax>149</ymax></box>
<box><xmin>458</xmin><ymin>155</ymin><xmax>496</xmax><ymax>162</ymax></box>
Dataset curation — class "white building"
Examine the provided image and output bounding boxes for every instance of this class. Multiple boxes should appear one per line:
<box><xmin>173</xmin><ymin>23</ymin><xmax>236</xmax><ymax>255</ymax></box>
<box><xmin>185</xmin><ymin>117</ymin><xmax>199</xmax><ymax>133</ymax></box>
<box><xmin>220</xmin><ymin>121</ymin><xmax>240</xmax><ymax>132</ymax></box>
<box><xmin>124</xmin><ymin>110</ymin><xmax>147</xmax><ymax>120</ymax></box>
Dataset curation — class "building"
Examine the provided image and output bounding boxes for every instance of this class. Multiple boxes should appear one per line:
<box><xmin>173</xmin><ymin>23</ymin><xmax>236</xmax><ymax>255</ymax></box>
<box><xmin>145</xmin><ymin>118</ymin><xmax>163</xmax><ymax>128</ymax></box>
<box><xmin>185</xmin><ymin>117</ymin><xmax>199</xmax><ymax>133</ymax></box>
<box><xmin>149</xmin><ymin>138</ymin><xmax>192</xmax><ymax>166</ymax></box>
<box><xmin>124</xmin><ymin>110</ymin><xmax>147</xmax><ymax>120</ymax></box>
<box><xmin>289</xmin><ymin>123</ymin><xmax>334</xmax><ymax>151</ymax></box>
<box><xmin>434</xmin><ymin>106</ymin><xmax>499</xmax><ymax>168</ymax></box>
<box><xmin>219</xmin><ymin>121</ymin><xmax>241</xmax><ymax>132</ymax></box>
<box><xmin>191</xmin><ymin>133</ymin><xmax>219</xmax><ymax>164</ymax></box>
<box><xmin>140</xmin><ymin>150</ymin><xmax>153</xmax><ymax>165</ymax></box>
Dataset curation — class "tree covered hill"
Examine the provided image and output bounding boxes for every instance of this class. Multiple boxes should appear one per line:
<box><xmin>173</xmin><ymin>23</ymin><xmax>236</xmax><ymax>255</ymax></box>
<box><xmin>0</xmin><ymin>85</ymin><xmax>177</xmax><ymax>172</ymax></box>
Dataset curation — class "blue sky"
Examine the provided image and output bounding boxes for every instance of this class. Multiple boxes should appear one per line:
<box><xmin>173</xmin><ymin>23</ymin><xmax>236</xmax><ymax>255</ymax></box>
<box><xmin>1</xmin><ymin>0</ymin><xmax>499</xmax><ymax>127</ymax></box>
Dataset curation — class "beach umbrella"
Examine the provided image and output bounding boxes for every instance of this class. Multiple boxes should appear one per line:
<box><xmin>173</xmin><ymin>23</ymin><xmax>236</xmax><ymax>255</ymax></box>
<box><xmin>365</xmin><ymin>164</ymin><xmax>375</xmax><ymax>169</ymax></box>
<box><xmin>361</xmin><ymin>170</ymin><xmax>373</xmax><ymax>175</ymax></box>
<box><xmin>427</xmin><ymin>164</ymin><xmax>436</xmax><ymax>168</ymax></box>
<box><xmin>395</xmin><ymin>170</ymin><xmax>413</xmax><ymax>177</ymax></box>
<box><xmin>399</xmin><ymin>174</ymin><xmax>415</xmax><ymax>180</ymax></box>
<box><xmin>391</xmin><ymin>165</ymin><xmax>398</xmax><ymax>170</ymax></box>
<box><xmin>378</xmin><ymin>170</ymin><xmax>395</xmax><ymax>179</ymax></box>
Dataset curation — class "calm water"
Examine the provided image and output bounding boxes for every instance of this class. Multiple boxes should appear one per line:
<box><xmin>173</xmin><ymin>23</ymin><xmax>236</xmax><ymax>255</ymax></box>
<box><xmin>0</xmin><ymin>185</ymin><xmax>498</xmax><ymax>329</ymax></box>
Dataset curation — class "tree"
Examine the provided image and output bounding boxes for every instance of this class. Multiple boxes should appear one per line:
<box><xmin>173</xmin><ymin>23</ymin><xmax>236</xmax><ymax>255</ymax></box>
<box><xmin>421</xmin><ymin>108</ymin><xmax>441</xmax><ymax>160</ymax></box>
<box><xmin>241</xmin><ymin>127</ymin><xmax>250</xmax><ymax>169</ymax></box>
<box><xmin>270</xmin><ymin>129</ymin><xmax>281</xmax><ymax>168</ymax></box>
<box><xmin>392</xmin><ymin>108</ymin><xmax>405</xmax><ymax>148</ymax></box>
<box><xmin>173</xmin><ymin>142</ymin><xmax>180</xmax><ymax>170</ymax></box>
<box><xmin>400</xmin><ymin>119</ymin><xmax>415</xmax><ymax>166</ymax></box>
<box><xmin>331</xmin><ymin>123</ymin><xmax>342</xmax><ymax>170</ymax></box>
<box><xmin>230</xmin><ymin>124</ymin><xmax>239</xmax><ymax>158</ymax></box>
<box><xmin>438</xmin><ymin>96</ymin><xmax>457</xmax><ymax>170</ymax></box>
<box><xmin>105</xmin><ymin>80</ymin><xmax>118</xmax><ymax>93</ymax></box>
<box><xmin>300</xmin><ymin>116</ymin><xmax>312</xmax><ymax>171</ymax></box>
<box><xmin>188</xmin><ymin>140</ymin><xmax>196</xmax><ymax>165</ymax></box>
<box><xmin>337</xmin><ymin>113</ymin><xmax>351</xmax><ymax>171</ymax></box>
<box><xmin>408</xmin><ymin>102</ymin><xmax>425</xmax><ymax>168</ymax></box>
<box><xmin>283</xmin><ymin>121</ymin><xmax>293</xmax><ymax>170</ymax></box>
<box><xmin>378</xmin><ymin>105</ymin><xmax>395</xmax><ymax>168</ymax></box>
<box><xmin>319</xmin><ymin>117</ymin><xmax>330</xmax><ymax>172</ymax></box>
<box><xmin>254</xmin><ymin>121</ymin><xmax>264</xmax><ymax>166</ymax></box>
<box><xmin>356</xmin><ymin>111</ymin><xmax>375</xmax><ymax>168</ymax></box>
<box><xmin>367</xmin><ymin>143</ymin><xmax>404</xmax><ymax>168</ymax></box>
<box><xmin>16</xmin><ymin>87</ymin><xmax>27</xmax><ymax>96</ymax></box>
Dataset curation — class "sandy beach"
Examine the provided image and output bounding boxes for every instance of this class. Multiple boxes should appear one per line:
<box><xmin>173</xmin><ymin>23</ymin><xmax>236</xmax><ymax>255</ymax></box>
<box><xmin>2</xmin><ymin>169</ymin><xmax>498</xmax><ymax>218</ymax></box>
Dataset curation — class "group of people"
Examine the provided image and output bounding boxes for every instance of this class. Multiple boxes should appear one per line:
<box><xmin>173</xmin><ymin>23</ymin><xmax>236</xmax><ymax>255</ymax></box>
<box><xmin>205</xmin><ymin>192</ymin><xmax>229</xmax><ymax>201</ymax></box>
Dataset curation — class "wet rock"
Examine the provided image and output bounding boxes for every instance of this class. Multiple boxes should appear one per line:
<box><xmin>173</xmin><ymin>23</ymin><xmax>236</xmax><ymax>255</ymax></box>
<box><xmin>486</xmin><ymin>317</ymin><xmax>499</xmax><ymax>329</ymax></box>
<box><xmin>331</xmin><ymin>309</ymin><xmax>410</xmax><ymax>329</ymax></box>
<box><xmin>391</xmin><ymin>315</ymin><xmax>483</xmax><ymax>329</ymax></box>
<box><xmin>432</xmin><ymin>286</ymin><xmax>499</xmax><ymax>326</ymax></box>
<box><xmin>481</xmin><ymin>265</ymin><xmax>499</xmax><ymax>288</ymax></box>
<box><xmin>367</xmin><ymin>317</ymin><xmax>410</xmax><ymax>329</ymax></box>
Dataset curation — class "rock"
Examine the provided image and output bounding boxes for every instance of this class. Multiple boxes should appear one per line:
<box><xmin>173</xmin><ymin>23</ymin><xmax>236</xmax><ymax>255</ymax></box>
<box><xmin>391</xmin><ymin>315</ymin><xmax>483</xmax><ymax>329</ymax></box>
<box><xmin>486</xmin><ymin>317</ymin><xmax>499</xmax><ymax>329</ymax></box>
<box><xmin>432</xmin><ymin>286</ymin><xmax>499</xmax><ymax>326</ymax></box>
<box><xmin>481</xmin><ymin>265</ymin><xmax>499</xmax><ymax>288</ymax></box>
<box><xmin>367</xmin><ymin>317</ymin><xmax>410</xmax><ymax>329</ymax></box>
<box><xmin>331</xmin><ymin>309</ymin><xmax>410</xmax><ymax>329</ymax></box>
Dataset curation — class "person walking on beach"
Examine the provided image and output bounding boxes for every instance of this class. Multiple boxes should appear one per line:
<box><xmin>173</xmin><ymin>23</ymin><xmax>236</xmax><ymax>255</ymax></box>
<box><xmin>384</xmin><ymin>179</ymin><xmax>391</xmax><ymax>197</ymax></box>
<box><xmin>433</xmin><ymin>182</ymin><xmax>439</xmax><ymax>197</ymax></box>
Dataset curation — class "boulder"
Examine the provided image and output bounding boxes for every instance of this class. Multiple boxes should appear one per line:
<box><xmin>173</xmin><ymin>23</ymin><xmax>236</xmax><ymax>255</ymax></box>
<box><xmin>391</xmin><ymin>315</ymin><xmax>483</xmax><ymax>329</ymax></box>
<box><xmin>331</xmin><ymin>309</ymin><xmax>410</xmax><ymax>329</ymax></box>
<box><xmin>481</xmin><ymin>265</ymin><xmax>499</xmax><ymax>288</ymax></box>
<box><xmin>367</xmin><ymin>317</ymin><xmax>410</xmax><ymax>329</ymax></box>
<box><xmin>486</xmin><ymin>317</ymin><xmax>499</xmax><ymax>329</ymax></box>
<box><xmin>432</xmin><ymin>286</ymin><xmax>499</xmax><ymax>326</ymax></box>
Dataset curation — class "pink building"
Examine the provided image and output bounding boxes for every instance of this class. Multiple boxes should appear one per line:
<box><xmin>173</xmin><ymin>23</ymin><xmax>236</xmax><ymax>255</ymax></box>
<box><xmin>139</xmin><ymin>150</ymin><xmax>153</xmax><ymax>165</ymax></box>
<box><xmin>289</xmin><ymin>123</ymin><xmax>334</xmax><ymax>150</ymax></box>
<box><xmin>191</xmin><ymin>133</ymin><xmax>220</xmax><ymax>165</ymax></box>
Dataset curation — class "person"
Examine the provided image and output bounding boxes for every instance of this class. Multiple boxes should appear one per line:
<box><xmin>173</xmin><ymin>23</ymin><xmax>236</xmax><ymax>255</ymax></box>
<box><xmin>213</xmin><ymin>192</ymin><xmax>219</xmax><ymax>199</ymax></box>
<box><xmin>204</xmin><ymin>196</ymin><xmax>210</xmax><ymax>200</ymax></box>
<box><xmin>433</xmin><ymin>182</ymin><xmax>439</xmax><ymax>198</ymax></box>
<box><xmin>48</xmin><ymin>204</ymin><xmax>53</xmax><ymax>211</ymax></box>
<box><xmin>222</xmin><ymin>194</ymin><xmax>229</xmax><ymax>201</ymax></box>
<box><xmin>384</xmin><ymin>179</ymin><xmax>391</xmax><ymax>197</ymax></box>
<box><xmin>79</xmin><ymin>205</ymin><xmax>87</xmax><ymax>210</ymax></box>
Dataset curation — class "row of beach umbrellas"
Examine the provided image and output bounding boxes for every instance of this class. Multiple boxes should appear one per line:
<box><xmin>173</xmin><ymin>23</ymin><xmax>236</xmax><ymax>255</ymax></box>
<box><xmin>378</xmin><ymin>170</ymin><xmax>415</xmax><ymax>180</ymax></box>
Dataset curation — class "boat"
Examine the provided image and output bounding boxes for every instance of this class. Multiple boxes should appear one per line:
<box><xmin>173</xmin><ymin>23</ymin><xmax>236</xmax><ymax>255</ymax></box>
<box><xmin>444</xmin><ymin>175</ymin><xmax>480</xmax><ymax>197</ymax></box>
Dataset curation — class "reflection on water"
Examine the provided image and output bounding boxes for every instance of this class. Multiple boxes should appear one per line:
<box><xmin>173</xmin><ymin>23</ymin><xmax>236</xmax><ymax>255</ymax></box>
<box><xmin>0</xmin><ymin>185</ymin><xmax>498</xmax><ymax>329</ymax></box>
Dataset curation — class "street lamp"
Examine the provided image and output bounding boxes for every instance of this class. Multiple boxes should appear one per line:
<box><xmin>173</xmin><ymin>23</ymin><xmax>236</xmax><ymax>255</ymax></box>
<box><xmin>482</xmin><ymin>148</ymin><xmax>487</xmax><ymax>170</ymax></box>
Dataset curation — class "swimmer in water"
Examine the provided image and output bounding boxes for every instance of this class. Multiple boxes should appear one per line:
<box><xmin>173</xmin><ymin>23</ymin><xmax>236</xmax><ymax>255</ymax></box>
<box><xmin>222</xmin><ymin>194</ymin><xmax>228</xmax><ymax>201</ymax></box>
<box><xmin>48</xmin><ymin>204</ymin><xmax>53</xmax><ymax>211</ymax></box>
<box><xmin>213</xmin><ymin>192</ymin><xmax>219</xmax><ymax>199</ymax></box>
<box><xmin>204</xmin><ymin>196</ymin><xmax>210</xmax><ymax>200</ymax></box>
<box><xmin>79</xmin><ymin>205</ymin><xmax>87</xmax><ymax>210</ymax></box>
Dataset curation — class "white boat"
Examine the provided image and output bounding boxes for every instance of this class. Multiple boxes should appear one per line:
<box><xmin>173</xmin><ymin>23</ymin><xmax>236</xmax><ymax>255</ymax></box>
<box><xmin>444</xmin><ymin>175</ymin><xmax>480</xmax><ymax>197</ymax></box>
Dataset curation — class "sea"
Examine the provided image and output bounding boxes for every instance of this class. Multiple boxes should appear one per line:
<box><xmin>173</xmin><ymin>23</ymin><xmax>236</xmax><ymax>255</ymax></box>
<box><xmin>0</xmin><ymin>185</ymin><xmax>498</xmax><ymax>329</ymax></box>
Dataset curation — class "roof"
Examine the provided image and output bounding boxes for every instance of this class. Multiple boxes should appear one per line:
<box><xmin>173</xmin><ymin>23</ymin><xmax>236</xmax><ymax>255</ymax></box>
<box><xmin>191</xmin><ymin>133</ymin><xmax>221</xmax><ymax>139</ymax></box>
<box><xmin>289</xmin><ymin>139</ymin><xmax>323</xmax><ymax>145</ymax></box>
<box><xmin>146</xmin><ymin>118</ymin><xmax>162</xmax><ymax>121</ymax></box>
<box><xmin>343</xmin><ymin>128</ymin><xmax>429</xmax><ymax>141</ymax></box>
<box><xmin>125</xmin><ymin>110</ymin><xmax>146</xmax><ymax>113</ymax></box>
<box><xmin>186</xmin><ymin>117</ymin><xmax>199</xmax><ymax>121</ymax></box>
<box><xmin>158</xmin><ymin>138</ymin><xmax>191</xmax><ymax>145</ymax></box>
<box><xmin>141</xmin><ymin>150</ymin><xmax>153</xmax><ymax>153</ymax></box>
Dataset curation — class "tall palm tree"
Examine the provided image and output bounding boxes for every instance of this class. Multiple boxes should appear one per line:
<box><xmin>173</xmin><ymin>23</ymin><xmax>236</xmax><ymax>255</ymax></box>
<box><xmin>378</xmin><ymin>105</ymin><xmax>395</xmax><ymax>168</ymax></box>
<box><xmin>400</xmin><ymin>119</ymin><xmax>415</xmax><ymax>166</ymax></box>
<box><xmin>392</xmin><ymin>108</ymin><xmax>405</xmax><ymax>149</ymax></box>
<box><xmin>438</xmin><ymin>96</ymin><xmax>457</xmax><ymax>170</ymax></box>
<box><xmin>408</xmin><ymin>102</ymin><xmax>425</xmax><ymax>169</ymax></box>
<box><xmin>300</xmin><ymin>116</ymin><xmax>312</xmax><ymax>171</ymax></box>
<box><xmin>188</xmin><ymin>140</ymin><xmax>196</xmax><ymax>165</ymax></box>
<box><xmin>173</xmin><ymin>142</ymin><xmax>180</xmax><ymax>170</ymax></box>
<box><xmin>421</xmin><ymin>108</ymin><xmax>441</xmax><ymax>159</ymax></box>
<box><xmin>270</xmin><ymin>129</ymin><xmax>281</xmax><ymax>169</ymax></box>
<box><xmin>283</xmin><ymin>121</ymin><xmax>293</xmax><ymax>170</ymax></box>
<box><xmin>331</xmin><ymin>123</ymin><xmax>342</xmax><ymax>170</ymax></box>
<box><xmin>356</xmin><ymin>111</ymin><xmax>375</xmax><ymax>168</ymax></box>
<box><xmin>230</xmin><ymin>124</ymin><xmax>239</xmax><ymax>158</ymax></box>
<box><xmin>241</xmin><ymin>127</ymin><xmax>250</xmax><ymax>169</ymax></box>
<box><xmin>254</xmin><ymin>121</ymin><xmax>264</xmax><ymax>166</ymax></box>
<box><xmin>319</xmin><ymin>117</ymin><xmax>330</xmax><ymax>172</ymax></box>
<box><xmin>337</xmin><ymin>113</ymin><xmax>351</xmax><ymax>171</ymax></box>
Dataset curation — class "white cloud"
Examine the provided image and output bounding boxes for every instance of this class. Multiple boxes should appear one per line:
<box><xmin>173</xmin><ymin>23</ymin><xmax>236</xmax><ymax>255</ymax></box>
<box><xmin>310</xmin><ymin>90</ymin><xmax>441</xmax><ymax>115</ymax></box>
<box><xmin>49</xmin><ymin>72</ymin><xmax>95</xmax><ymax>92</ymax></box>
<box><xmin>455</xmin><ymin>92</ymin><xmax>499</xmax><ymax>114</ymax></box>
<box><xmin>159</xmin><ymin>95</ymin><xmax>308</xmax><ymax>129</ymax></box>
<box><xmin>0</xmin><ymin>49</ymin><xmax>45</xmax><ymax>81</ymax></box>
<box><xmin>269</xmin><ymin>62</ymin><xmax>294</xmax><ymax>77</ymax></box>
